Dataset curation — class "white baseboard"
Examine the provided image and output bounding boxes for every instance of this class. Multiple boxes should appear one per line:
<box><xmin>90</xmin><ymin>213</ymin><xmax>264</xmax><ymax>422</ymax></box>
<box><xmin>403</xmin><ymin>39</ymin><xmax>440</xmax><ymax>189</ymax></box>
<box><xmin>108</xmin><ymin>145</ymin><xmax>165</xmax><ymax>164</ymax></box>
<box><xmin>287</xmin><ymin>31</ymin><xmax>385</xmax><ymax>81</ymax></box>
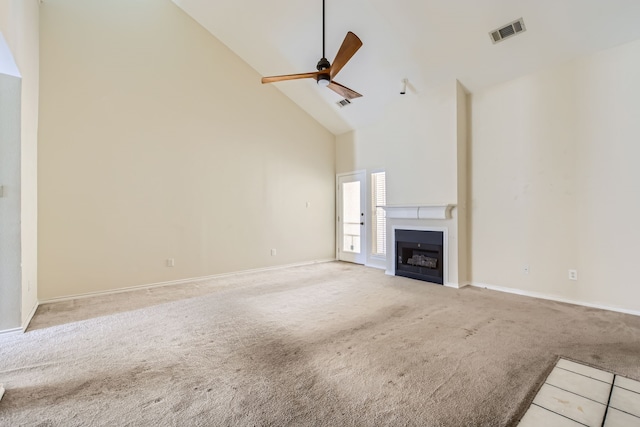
<box><xmin>21</xmin><ymin>301</ymin><xmax>39</xmax><ymax>332</ymax></box>
<box><xmin>471</xmin><ymin>282</ymin><xmax>640</xmax><ymax>317</ymax></box>
<box><xmin>39</xmin><ymin>259</ymin><xmax>336</xmax><ymax>305</ymax></box>
<box><xmin>445</xmin><ymin>281</ymin><xmax>470</xmax><ymax>289</ymax></box>
<box><xmin>0</xmin><ymin>383</ymin><xmax>5</xmax><ymax>402</ymax></box>
<box><xmin>0</xmin><ymin>327</ymin><xmax>21</xmax><ymax>336</ymax></box>
<box><xmin>365</xmin><ymin>258</ymin><xmax>387</xmax><ymax>270</ymax></box>
<box><xmin>0</xmin><ymin>301</ymin><xmax>42</xmax><ymax>335</ymax></box>
<box><xmin>383</xmin><ymin>271</ymin><xmax>468</xmax><ymax>289</ymax></box>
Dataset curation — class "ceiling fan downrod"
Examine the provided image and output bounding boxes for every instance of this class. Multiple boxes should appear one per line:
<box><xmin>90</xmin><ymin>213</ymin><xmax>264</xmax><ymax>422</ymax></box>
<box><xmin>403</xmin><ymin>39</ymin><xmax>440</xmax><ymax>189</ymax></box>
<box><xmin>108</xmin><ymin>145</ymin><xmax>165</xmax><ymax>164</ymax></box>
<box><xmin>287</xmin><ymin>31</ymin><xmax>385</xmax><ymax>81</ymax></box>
<box><xmin>317</xmin><ymin>0</ymin><xmax>330</xmax><ymax>72</ymax></box>
<box><xmin>316</xmin><ymin>0</ymin><xmax>331</xmax><ymax>86</ymax></box>
<box><xmin>322</xmin><ymin>0</ymin><xmax>325</xmax><ymax>59</ymax></box>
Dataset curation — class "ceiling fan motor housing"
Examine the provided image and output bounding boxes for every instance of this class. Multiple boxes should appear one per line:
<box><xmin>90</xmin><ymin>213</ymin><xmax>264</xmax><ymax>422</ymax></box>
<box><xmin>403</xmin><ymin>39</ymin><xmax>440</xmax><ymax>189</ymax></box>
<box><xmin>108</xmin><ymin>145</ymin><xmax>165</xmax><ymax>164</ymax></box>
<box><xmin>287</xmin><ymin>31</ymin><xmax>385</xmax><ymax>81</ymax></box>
<box><xmin>316</xmin><ymin>57</ymin><xmax>331</xmax><ymax>71</ymax></box>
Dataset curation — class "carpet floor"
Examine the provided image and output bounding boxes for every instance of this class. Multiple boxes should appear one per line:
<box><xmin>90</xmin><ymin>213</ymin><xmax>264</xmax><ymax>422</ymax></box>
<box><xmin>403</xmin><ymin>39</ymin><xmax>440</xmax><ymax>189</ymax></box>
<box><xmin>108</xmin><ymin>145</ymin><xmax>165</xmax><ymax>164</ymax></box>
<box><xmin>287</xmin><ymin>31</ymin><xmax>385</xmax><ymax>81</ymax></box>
<box><xmin>1</xmin><ymin>261</ymin><xmax>639</xmax><ymax>426</ymax></box>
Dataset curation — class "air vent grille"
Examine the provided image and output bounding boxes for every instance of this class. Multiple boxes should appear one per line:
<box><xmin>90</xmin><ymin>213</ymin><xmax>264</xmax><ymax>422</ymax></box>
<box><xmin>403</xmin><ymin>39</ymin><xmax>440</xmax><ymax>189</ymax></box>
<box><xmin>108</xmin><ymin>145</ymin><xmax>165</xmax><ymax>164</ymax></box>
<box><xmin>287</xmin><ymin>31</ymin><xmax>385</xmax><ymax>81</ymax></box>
<box><xmin>513</xmin><ymin>20</ymin><xmax>523</xmax><ymax>32</ymax></box>
<box><xmin>489</xmin><ymin>18</ymin><xmax>526</xmax><ymax>44</ymax></box>
<box><xmin>337</xmin><ymin>99</ymin><xmax>351</xmax><ymax>108</ymax></box>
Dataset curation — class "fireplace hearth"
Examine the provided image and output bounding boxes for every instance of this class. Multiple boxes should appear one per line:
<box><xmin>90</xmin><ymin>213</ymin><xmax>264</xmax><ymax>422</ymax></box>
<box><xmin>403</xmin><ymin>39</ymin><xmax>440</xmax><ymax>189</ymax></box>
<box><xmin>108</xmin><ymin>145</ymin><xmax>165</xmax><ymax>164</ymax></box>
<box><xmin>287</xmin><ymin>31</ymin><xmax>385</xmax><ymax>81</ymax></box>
<box><xmin>395</xmin><ymin>229</ymin><xmax>444</xmax><ymax>284</ymax></box>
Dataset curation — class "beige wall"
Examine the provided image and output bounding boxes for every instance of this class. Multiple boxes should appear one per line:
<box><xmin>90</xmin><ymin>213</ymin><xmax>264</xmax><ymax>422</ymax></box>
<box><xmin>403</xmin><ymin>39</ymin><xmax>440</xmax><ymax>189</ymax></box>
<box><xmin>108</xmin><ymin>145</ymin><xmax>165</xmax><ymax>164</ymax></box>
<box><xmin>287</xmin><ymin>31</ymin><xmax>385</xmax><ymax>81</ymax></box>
<box><xmin>0</xmin><ymin>0</ymin><xmax>39</xmax><ymax>328</ymax></box>
<box><xmin>455</xmin><ymin>81</ymin><xmax>469</xmax><ymax>286</ymax></box>
<box><xmin>38</xmin><ymin>0</ymin><xmax>335</xmax><ymax>300</ymax></box>
<box><xmin>470</xmin><ymin>38</ymin><xmax>640</xmax><ymax>313</ymax></box>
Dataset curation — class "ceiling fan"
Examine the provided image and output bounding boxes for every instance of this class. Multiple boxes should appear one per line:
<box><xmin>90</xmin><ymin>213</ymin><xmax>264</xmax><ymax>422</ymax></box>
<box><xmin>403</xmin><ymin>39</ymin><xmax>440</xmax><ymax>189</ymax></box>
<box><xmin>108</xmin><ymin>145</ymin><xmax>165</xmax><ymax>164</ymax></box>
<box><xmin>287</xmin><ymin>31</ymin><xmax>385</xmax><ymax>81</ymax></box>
<box><xmin>261</xmin><ymin>0</ymin><xmax>363</xmax><ymax>100</ymax></box>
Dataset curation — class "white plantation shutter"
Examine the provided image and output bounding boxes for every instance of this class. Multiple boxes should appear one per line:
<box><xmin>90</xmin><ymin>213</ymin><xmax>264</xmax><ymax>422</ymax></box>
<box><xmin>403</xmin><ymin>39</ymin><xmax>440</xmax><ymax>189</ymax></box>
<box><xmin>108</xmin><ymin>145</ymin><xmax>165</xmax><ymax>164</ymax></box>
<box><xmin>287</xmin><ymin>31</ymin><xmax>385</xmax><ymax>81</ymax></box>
<box><xmin>372</xmin><ymin>172</ymin><xmax>386</xmax><ymax>256</ymax></box>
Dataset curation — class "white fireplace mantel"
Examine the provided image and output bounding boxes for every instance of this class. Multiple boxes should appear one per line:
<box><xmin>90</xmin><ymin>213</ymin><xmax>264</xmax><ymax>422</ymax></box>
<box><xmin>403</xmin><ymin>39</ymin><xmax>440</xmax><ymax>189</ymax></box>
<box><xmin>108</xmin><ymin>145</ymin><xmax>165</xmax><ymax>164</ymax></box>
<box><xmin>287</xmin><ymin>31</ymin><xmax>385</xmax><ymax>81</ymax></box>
<box><xmin>382</xmin><ymin>204</ymin><xmax>455</xmax><ymax>220</ymax></box>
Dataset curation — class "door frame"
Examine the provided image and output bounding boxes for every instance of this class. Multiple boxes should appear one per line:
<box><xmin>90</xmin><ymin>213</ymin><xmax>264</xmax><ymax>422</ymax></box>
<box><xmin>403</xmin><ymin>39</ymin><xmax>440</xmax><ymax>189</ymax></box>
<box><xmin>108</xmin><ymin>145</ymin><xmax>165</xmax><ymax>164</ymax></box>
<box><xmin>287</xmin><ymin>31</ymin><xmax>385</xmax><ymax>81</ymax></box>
<box><xmin>336</xmin><ymin>170</ymin><xmax>367</xmax><ymax>264</ymax></box>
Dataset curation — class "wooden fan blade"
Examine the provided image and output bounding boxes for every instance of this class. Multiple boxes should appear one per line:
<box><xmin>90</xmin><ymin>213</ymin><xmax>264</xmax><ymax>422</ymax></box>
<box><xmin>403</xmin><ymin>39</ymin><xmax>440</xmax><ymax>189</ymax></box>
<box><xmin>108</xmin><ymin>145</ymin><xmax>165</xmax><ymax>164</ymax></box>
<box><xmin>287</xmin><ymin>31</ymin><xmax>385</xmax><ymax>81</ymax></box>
<box><xmin>261</xmin><ymin>71</ymin><xmax>322</xmax><ymax>84</ymax></box>
<box><xmin>330</xmin><ymin>31</ymin><xmax>363</xmax><ymax>79</ymax></box>
<box><xmin>328</xmin><ymin>81</ymin><xmax>362</xmax><ymax>99</ymax></box>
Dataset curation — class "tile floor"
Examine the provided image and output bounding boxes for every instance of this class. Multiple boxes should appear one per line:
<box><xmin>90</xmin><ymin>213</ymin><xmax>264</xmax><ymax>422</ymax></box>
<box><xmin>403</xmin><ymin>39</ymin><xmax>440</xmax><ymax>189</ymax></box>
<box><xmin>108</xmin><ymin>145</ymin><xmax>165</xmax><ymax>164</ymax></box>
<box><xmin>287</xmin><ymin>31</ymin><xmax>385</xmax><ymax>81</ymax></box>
<box><xmin>518</xmin><ymin>358</ymin><xmax>640</xmax><ymax>427</ymax></box>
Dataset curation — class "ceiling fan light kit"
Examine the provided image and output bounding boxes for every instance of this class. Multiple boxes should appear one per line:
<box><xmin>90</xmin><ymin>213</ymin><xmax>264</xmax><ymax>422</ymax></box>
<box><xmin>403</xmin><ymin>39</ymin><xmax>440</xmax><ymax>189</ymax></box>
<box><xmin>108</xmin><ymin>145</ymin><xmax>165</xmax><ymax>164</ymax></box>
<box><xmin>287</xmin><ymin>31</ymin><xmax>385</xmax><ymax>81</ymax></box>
<box><xmin>317</xmin><ymin>74</ymin><xmax>331</xmax><ymax>87</ymax></box>
<box><xmin>261</xmin><ymin>0</ymin><xmax>363</xmax><ymax>100</ymax></box>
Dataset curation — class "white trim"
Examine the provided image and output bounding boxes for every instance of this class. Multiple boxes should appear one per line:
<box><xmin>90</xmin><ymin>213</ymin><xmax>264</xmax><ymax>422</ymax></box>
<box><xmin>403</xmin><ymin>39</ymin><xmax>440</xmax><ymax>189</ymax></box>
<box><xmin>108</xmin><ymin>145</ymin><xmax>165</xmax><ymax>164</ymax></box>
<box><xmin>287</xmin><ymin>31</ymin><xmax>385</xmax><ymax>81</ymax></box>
<box><xmin>39</xmin><ymin>259</ymin><xmax>336</xmax><ymax>305</ymax></box>
<box><xmin>365</xmin><ymin>256</ymin><xmax>387</xmax><ymax>270</ymax></box>
<box><xmin>335</xmin><ymin>170</ymin><xmax>367</xmax><ymax>178</ymax></box>
<box><xmin>471</xmin><ymin>282</ymin><xmax>640</xmax><ymax>317</ymax></box>
<box><xmin>445</xmin><ymin>281</ymin><xmax>470</xmax><ymax>289</ymax></box>
<box><xmin>0</xmin><ymin>327</ymin><xmax>21</xmax><ymax>336</ymax></box>
<box><xmin>336</xmin><ymin>170</ymin><xmax>367</xmax><ymax>265</ymax></box>
<box><xmin>21</xmin><ymin>301</ymin><xmax>39</xmax><ymax>332</ymax></box>
<box><xmin>384</xmin><ymin>206</ymin><xmax>419</xmax><ymax>219</ymax></box>
<box><xmin>389</xmin><ymin>225</ymin><xmax>448</xmax><ymax>285</ymax></box>
<box><xmin>383</xmin><ymin>205</ymin><xmax>455</xmax><ymax>220</ymax></box>
<box><xmin>418</xmin><ymin>205</ymin><xmax>455</xmax><ymax>220</ymax></box>
<box><xmin>385</xmin><ymin>276</ymin><xmax>468</xmax><ymax>290</ymax></box>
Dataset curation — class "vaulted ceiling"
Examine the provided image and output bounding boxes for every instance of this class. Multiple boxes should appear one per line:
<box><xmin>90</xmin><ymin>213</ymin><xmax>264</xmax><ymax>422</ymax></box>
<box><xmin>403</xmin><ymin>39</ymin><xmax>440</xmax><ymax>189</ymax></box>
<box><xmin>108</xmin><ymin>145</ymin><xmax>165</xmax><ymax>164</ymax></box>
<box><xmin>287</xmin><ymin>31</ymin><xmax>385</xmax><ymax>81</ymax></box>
<box><xmin>173</xmin><ymin>0</ymin><xmax>640</xmax><ymax>135</ymax></box>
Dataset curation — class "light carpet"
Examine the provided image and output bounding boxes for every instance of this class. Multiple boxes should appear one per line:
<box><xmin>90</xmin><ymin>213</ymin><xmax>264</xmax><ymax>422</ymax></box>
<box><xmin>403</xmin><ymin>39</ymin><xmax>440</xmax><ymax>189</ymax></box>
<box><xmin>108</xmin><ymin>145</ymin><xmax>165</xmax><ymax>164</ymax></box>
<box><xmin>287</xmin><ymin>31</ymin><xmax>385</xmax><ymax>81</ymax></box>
<box><xmin>1</xmin><ymin>262</ymin><xmax>639</xmax><ymax>426</ymax></box>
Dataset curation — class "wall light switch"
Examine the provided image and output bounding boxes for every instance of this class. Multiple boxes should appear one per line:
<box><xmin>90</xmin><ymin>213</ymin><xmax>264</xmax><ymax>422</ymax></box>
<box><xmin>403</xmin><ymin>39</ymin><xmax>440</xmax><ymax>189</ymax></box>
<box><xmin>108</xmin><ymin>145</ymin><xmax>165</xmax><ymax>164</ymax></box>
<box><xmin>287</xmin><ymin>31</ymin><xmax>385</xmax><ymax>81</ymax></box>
<box><xmin>271</xmin><ymin>249</ymin><xmax>277</xmax><ymax>256</ymax></box>
<box><xmin>166</xmin><ymin>258</ymin><xmax>175</xmax><ymax>267</ymax></box>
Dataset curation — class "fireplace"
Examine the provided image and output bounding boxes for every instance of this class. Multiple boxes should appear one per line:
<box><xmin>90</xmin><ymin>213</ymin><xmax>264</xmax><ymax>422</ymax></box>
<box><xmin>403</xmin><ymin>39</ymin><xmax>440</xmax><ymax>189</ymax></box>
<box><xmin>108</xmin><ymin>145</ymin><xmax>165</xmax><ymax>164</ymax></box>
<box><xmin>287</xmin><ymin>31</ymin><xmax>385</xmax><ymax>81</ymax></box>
<box><xmin>395</xmin><ymin>229</ymin><xmax>444</xmax><ymax>284</ymax></box>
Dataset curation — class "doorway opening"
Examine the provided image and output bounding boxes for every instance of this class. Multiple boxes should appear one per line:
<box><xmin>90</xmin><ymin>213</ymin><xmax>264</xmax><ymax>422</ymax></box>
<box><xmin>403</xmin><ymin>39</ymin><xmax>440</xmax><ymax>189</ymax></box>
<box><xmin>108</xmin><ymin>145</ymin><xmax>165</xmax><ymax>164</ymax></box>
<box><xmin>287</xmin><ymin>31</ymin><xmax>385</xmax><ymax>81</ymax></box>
<box><xmin>336</xmin><ymin>171</ymin><xmax>366</xmax><ymax>264</ymax></box>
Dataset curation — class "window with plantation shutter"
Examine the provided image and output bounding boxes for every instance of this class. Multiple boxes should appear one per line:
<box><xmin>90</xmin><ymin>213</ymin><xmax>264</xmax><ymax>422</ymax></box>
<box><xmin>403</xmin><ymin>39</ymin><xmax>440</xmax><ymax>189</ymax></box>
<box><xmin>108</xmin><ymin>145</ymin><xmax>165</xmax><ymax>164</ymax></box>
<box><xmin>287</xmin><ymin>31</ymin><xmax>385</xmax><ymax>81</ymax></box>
<box><xmin>371</xmin><ymin>172</ymin><xmax>386</xmax><ymax>256</ymax></box>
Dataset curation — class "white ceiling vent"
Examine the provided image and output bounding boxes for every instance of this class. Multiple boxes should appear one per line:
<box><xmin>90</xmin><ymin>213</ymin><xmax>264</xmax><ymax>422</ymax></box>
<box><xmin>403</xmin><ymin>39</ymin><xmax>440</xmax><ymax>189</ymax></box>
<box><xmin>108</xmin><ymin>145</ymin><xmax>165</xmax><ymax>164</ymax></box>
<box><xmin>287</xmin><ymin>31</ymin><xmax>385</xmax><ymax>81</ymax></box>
<box><xmin>489</xmin><ymin>18</ymin><xmax>526</xmax><ymax>44</ymax></box>
<box><xmin>336</xmin><ymin>99</ymin><xmax>351</xmax><ymax>108</ymax></box>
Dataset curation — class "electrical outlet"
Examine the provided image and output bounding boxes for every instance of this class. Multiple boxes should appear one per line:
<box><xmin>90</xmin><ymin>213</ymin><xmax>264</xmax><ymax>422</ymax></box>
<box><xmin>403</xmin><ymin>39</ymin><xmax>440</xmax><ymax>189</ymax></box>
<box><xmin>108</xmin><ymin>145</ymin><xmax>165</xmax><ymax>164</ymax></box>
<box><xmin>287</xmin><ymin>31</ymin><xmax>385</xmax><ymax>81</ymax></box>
<box><xmin>568</xmin><ymin>269</ymin><xmax>578</xmax><ymax>281</ymax></box>
<box><xmin>271</xmin><ymin>249</ymin><xmax>277</xmax><ymax>256</ymax></box>
<box><xmin>166</xmin><ymin>258</ymin><xmax>175</xmax><ymax>267</ymax></box>
<box><xmin>523</xmin><ymin>265</ymin><xmax>530</xmax><ymax>275</ymax></box>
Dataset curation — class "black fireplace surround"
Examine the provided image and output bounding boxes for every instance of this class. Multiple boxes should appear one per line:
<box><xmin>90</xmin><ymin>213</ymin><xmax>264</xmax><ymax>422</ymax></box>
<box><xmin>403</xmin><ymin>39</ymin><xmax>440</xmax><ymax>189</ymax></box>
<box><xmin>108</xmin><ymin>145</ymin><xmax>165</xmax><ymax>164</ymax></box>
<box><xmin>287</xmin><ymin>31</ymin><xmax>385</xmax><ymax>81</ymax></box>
<box><xmin>395</xmin><ymin>229</ymin><xmax>444</xmax><ymax>285</ymax></box>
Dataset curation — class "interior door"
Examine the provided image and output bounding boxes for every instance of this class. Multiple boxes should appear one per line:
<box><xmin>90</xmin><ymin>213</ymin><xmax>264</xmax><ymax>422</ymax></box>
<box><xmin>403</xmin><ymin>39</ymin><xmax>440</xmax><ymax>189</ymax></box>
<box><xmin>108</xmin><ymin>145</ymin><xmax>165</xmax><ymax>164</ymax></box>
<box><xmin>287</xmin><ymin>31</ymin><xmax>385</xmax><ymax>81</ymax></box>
<box><xmin>337</xmin><ymin>172</ymin><xmax>366</xmax><ymax>264</ymax></box>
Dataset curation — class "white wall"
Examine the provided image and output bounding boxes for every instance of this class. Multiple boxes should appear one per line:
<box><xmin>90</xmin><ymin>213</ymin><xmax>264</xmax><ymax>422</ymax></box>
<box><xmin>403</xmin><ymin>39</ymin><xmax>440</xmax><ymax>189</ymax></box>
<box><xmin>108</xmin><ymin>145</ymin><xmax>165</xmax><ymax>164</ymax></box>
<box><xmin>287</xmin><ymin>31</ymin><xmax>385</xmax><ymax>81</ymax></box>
<box><xmin>470</xmin><ymin>38</ymin><xmax>640</xmax><ymax>313</ymax></box>
<box><xmin>337</xmin><ymin>82</ymin><xmax>458</xmax><ymax>206</ymax></box>
<box><xmin>0</xmin><ymin>33</ymin><xmax>21</xmax><ymax>331</ymax></box>
<box><xmin>38</xmin><ymin>0</ymin><xmax>335</xmax><ymax>300</ymax></box>
<box><xmin>337</xmin><ymin>81</ymin><xmax>468</xmax><ymax>283</ymax></box>
<box><xmin>0</xmin><ymin>0</ymin><xmax>39</xmax><ymax>329</ymax></box>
